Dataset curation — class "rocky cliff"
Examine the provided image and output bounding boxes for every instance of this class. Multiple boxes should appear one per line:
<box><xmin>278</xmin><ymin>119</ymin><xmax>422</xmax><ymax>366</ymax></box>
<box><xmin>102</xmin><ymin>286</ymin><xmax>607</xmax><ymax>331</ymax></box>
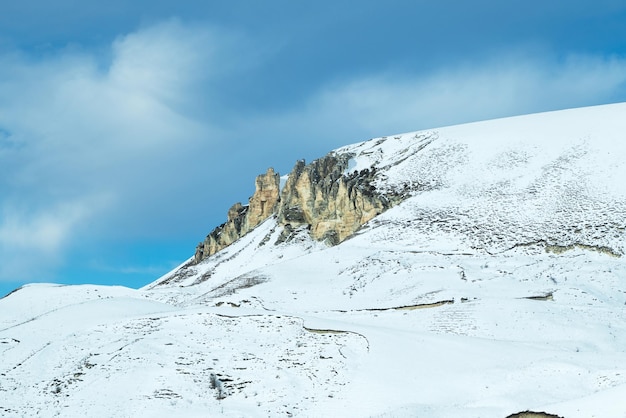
<box><xmin>276</xmin><ymin>154</ymin><xmax>396</xmax><ymax>245</ymax></box>
<box><xmin>194</xmin><ymin>168</ymin><xmax>280</xmax><ymax>263</ymax></box>
<box><xmin>193</xmin><ymin>153</ymin><xmax>407</xmax><ymax>264</ymax></box>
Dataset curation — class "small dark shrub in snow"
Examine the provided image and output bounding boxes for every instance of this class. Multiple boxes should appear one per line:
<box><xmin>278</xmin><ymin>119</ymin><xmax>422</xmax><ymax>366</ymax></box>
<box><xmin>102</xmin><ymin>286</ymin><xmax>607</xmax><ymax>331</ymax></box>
<box><xmin>209</xmin><ymin>373</ymin><xmax>227</xmax><ymax>400</ymax></box>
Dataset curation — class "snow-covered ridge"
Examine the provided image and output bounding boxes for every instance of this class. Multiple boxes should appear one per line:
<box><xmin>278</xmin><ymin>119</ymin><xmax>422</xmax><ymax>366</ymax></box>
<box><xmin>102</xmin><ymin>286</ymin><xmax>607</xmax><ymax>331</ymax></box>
<box><xmin>142</xmin><ymin>103</ymin><xmax>626</xmax><ymax>416</ymax></box>
<box><xmin>2</xmin><ymin>103</ymin><xmax>626</xmax><ymax>417</ymax></box>
<box><xmin>160</xmin><ymin>102</ymin><xmax>626</xmax><ymax>290</ymax></box>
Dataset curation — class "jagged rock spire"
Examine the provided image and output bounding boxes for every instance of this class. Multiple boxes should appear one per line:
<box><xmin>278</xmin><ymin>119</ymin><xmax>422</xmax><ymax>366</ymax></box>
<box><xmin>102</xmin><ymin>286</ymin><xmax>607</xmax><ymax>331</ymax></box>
<box><xmin>194</xmin><ymin>168</ymin><xmax>280</xmax><ymax>263</ymax></box>
<box><xmin>193</xmin><ymin>154</ymin><xmax>409</xmax><ymax>265</ymax></box>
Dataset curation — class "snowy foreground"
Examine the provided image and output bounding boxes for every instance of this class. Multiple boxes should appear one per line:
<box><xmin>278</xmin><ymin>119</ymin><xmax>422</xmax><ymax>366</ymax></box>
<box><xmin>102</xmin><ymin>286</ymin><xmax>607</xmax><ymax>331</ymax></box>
<box><xmin>2</xmin><ymin>104</ymin><xmax>626</xmax><ymax>417</ymax></box>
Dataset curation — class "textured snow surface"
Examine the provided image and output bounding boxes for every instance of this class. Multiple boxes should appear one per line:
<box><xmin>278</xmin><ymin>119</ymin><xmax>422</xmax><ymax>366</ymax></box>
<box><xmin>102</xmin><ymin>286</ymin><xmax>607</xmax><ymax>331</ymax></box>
<box><xmin>2</xmin><ymin>103</ymin><xmax>626</xmax><ymax>417</ymax></box>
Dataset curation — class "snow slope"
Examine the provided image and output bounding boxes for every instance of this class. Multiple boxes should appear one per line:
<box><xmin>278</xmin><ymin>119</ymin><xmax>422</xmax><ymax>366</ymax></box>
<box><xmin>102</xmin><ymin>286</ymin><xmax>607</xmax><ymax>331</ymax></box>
<box><xmin>2</xmin><ymin>103</ymin><xmax>626</xmax><ymax>417</ymax></box>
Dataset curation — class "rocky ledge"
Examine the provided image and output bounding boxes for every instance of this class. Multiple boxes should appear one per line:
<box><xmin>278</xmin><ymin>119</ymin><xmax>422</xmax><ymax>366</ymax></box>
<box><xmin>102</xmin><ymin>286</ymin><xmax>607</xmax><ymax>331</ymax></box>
<box><xmin>193</xmin><ymin>152</ymin><xmax>409</xmax><ymax>264</ymax></box>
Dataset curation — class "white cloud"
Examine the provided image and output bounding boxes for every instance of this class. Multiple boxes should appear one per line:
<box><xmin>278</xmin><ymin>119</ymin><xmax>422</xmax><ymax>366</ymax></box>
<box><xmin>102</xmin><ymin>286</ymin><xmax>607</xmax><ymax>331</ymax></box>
<box><xmin>0</xmin><ymin>20</ymin><xmax>224</xmax><ymax>282</ymax></box>
<box><xmin>109</xmin><ymin>21</ymin><xmax>213</xmax><ymax>103</ymax></box>
<box><xmin>1</xmin><ymin>20</ymin><xmax>214</xmax><ymax>164</ymax></box>
<box><xmin>0</xmin><ymin>196</ymin><xmax>110</xmax><ymax>280</ymax></box>
<box><xmin>297</xmin><ymin>52</ymin><xmax>626</xmax><ymax>137</ymax></box>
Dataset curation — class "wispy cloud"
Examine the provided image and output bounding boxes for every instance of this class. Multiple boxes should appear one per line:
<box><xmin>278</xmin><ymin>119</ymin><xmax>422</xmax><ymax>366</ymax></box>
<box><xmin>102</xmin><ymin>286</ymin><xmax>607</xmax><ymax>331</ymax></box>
<box><xmin>291</xmin><ymin>52</ymin><xmax>626</xmax><ymax>138</ymax></box>
<box><xmin>0</xmin><ymin>197</ymin><xmax>108</xmax><ymax>280</ymax></box>
<box><xmin>0</xmin><ymin>20</ymin><xmax>225</xmax><ymax>282</ymax></box>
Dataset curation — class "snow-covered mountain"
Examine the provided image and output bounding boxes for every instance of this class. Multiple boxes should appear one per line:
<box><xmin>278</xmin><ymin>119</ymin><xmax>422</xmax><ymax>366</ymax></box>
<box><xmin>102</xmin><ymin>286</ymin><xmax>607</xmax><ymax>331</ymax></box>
<box><xmin>2</xmin><ymin>103</ymin><xmax>626</xmax><ymax>417</ymax></box>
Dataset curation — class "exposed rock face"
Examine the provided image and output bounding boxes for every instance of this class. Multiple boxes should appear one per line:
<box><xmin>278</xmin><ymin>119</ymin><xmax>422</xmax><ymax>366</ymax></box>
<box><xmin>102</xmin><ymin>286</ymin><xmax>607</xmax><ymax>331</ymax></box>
<box><xmin>194</xmin><ymin>168</ymin><xmax>280</xmax><ymax>262</ymax></box>
<box><xmin>194</xmin><ymin>154</ymin><xmax>407</xmax><ymax>264</ymax></box>
<box><xmin>276</xmin><ymin>154</ymin><xmax>394</xmax><ymax>245</ymax></box>
<box><xmin>246</xmin><ymin>167</ymin><xmax>281</xmax><ymax>229</ymax></box>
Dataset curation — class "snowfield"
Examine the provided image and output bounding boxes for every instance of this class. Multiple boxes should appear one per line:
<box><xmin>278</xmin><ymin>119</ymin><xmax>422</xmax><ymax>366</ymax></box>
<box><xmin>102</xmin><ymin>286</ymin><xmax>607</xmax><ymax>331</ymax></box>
<box><xmin>2</xmin><ymin>103</ymin><xmax>626</xmax><ymax>417</ymax></box>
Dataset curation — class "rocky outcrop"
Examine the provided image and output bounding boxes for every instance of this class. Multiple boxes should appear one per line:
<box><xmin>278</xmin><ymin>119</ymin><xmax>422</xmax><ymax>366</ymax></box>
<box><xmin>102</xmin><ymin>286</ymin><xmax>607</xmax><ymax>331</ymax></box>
<box><xmin>246</xmin><ymin>167</ymin><xmax>281</xmax><ymax>228</ymax></box>
<box><xmin>193</xmin><ymin>154</ymin><xmax>409</xmax><ymax>264</ymax></box>
<box><xmin>194</xmin><ymin>168</ymin><xmax>280</xmax><ymax>262</ymax></box>
<box><xmin>276</xmin><ymin>154</ymin><xmax>395</xmax><ymax>245</ymax></box>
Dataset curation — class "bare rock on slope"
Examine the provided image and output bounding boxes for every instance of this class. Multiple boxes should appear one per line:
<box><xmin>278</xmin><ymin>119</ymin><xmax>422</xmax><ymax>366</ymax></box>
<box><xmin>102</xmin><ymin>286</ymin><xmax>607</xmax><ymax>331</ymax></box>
<box><xmin>276</xmin><ymin>154</ymin><xmax>395</xmax><ymax>245</ymax></box>
<box><xmin>193</xmin><ymin>153</ymin><xmax>409</xmax><ymax>265</ymax></box>
<box><xmin>194</xmin><ymin>168</ymin><xmax>280</xmax><ymax>262</ymax></box>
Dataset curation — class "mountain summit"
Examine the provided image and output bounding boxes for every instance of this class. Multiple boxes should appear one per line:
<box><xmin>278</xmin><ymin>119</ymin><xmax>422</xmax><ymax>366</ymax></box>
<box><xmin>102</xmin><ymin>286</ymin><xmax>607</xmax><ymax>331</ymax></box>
<box><xmin>2</xmin><ymin>103</ymin><xmax>626</xmax><ymax>417</ymax></box>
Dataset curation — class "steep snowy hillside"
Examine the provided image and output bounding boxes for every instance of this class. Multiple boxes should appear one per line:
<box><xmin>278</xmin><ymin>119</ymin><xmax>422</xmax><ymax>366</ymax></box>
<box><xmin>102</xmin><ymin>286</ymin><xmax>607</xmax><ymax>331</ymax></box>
<box><xmin>2</xmin><ymin>103</ymin><xmax>626</xmax><ymax>417</ymax></box>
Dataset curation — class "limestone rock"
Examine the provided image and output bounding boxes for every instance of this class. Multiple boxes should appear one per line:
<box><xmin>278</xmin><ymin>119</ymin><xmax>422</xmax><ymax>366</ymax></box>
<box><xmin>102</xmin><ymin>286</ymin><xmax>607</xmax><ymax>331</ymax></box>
<box><xmin>277</xmin><ymin>154</ymin><xmax>394</xmax><ymax>245</ymax></box>
<box><xmin>245</xmin><ymin>167</ymin><xmax>281</xmax><ymax>231</ymax></box>
<box><xmin>194</xmin><ymin>168</ymin><xmax>280</xmax><ymax>263</ymax></box>
<box><xmin>193</xmin><ymin>153</ymin><xmax>410</xmax><ymax>265</ymax></box>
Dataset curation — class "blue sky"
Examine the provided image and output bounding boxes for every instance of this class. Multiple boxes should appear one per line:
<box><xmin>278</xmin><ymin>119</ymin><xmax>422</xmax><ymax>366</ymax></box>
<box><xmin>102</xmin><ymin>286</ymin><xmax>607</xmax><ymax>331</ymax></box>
<box><xmin>1</xmin><ymin>1</ymin><xmax>626</xmax><ymax>296</ymax></box>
